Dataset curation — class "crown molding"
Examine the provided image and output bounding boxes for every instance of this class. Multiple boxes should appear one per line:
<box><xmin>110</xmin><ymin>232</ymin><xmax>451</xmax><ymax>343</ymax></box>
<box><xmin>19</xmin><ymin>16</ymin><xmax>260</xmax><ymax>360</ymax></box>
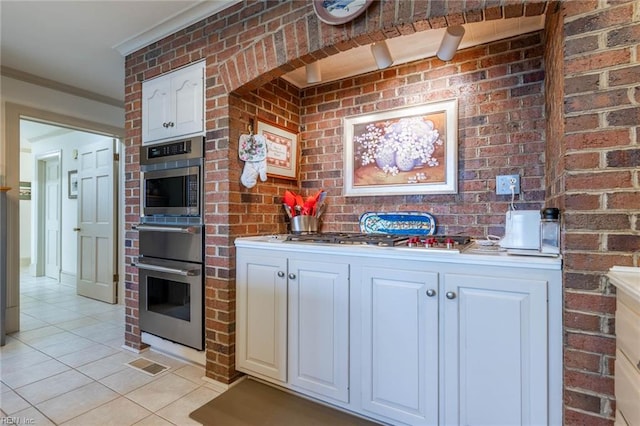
<box><xmin>1</xmin><ymin>66</ymin><xmax>123</xmax><ymax>108</ymax></box>
<box><xmin>113</xmin><ymin>0</ymin><xmax>241</xmax><ymax>56</ymax></box>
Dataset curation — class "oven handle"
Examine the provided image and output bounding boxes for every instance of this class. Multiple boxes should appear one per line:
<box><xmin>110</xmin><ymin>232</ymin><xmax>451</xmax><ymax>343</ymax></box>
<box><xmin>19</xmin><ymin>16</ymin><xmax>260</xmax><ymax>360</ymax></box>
<box><xmin>133</xmin><ymin>224</ymin><xmax>200</xmax><ymax>234</ymax></box>
<box><xmin>133</xmin><ymin>262</ymin><xmax>200</xmax><ymax>277</ymax></box>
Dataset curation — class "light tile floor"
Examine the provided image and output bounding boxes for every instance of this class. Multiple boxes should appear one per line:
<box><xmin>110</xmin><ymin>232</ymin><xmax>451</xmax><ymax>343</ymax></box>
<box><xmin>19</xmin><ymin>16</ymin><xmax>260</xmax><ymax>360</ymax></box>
<box><xmin>1</xmin><ymin>272</ymin><xmax>220</xmax><ymax>425</ymax></box>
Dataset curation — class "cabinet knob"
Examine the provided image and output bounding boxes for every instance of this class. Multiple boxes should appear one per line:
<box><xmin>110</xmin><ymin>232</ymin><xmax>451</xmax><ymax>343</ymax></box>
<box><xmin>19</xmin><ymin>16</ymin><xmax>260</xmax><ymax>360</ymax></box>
<box><xmin>73</xmin><ymin>227</ymin><xmax>81</xmax><ymax>232</ymax></box>
<box><xmin>168</xmin><ymin>122</ymin><xmax>175</xmax><ymax>127</ymax></box>
<box><xmin>162</xmin><ymin>122</ymin><xmax>168</xmax><ymax>128</ymax></box>
<box><xmin>288</xmin><ymin>273</ymin><xmax>296</xmax><ymax>280</ymax></box>
<box><xmin>277</xmin><ymin>271</ymin><xmax>285</xmax><ymax>278</ymax></box>
<box><xmin>426</xmin><ymin>289</ymin><xmax>436</xmax><ymax>297</ymax></box>
<box><xmin>445</xmin><ymin>291</ymin><xmax>457</xmax><ymax>300</ymax></box>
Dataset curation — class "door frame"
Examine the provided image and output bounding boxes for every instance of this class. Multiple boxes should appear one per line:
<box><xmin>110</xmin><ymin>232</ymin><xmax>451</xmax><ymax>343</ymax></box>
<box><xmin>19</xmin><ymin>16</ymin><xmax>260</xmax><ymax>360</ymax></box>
<box><xmin>34</xmin><ymin>150</ymin><xmax>62</xmax><ymax>279</ymax></box>
<box><xmin>3</xmin><ymin>103</ymin><xmax>124</xmax><ymax>308</ymax></box>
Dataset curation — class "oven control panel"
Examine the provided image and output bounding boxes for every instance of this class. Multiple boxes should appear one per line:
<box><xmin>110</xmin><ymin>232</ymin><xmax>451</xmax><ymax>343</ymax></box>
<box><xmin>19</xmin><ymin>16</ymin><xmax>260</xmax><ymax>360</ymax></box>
<box><xmin>140</xmin><ymin>136</ymin><xmax>204</xmax><ymax>166</ymax></box>
<box><xmin>147</xmin><ymin>140</ymin><xmax>191</xmax><ymax>159</ymax></box>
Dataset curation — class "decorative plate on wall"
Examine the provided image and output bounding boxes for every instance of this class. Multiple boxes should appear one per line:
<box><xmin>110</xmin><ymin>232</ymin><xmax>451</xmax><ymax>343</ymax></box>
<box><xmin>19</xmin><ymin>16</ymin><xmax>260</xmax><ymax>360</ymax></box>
<box><xmin>359</xmin><ymin>211</ymin><xmax>437</xmax><ymax>235</ymax></box>
<box><xmin>313</xmin><ymin>0</ymin><xmax>374</xmax><ymax>25</ymax></box>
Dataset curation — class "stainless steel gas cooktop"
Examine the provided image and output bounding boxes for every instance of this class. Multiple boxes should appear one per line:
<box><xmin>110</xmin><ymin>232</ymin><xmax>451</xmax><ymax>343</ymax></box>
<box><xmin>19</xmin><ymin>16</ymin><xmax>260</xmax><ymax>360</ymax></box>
<box><xmin>285</xmin><ymin>232</ymin><xmax>473</xmax><ymax>251</ymax></box>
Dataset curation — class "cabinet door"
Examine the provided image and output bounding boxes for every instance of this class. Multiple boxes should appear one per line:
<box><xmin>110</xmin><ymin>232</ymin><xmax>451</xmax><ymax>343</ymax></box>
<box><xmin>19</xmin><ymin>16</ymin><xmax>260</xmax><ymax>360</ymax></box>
<box><xmin>236</xmin><ymin>251</ymin><xmax>287</xmax><ymax>383</ymax></box>
<box><xmin>442</xmin><ymin>273</ymin><xmax>548</xmax><ymax>426</ymax></box>
<box><xmin>288</xmin><ymin>259</ymin><xmax>349</xmax><ymax>403</ymax></box>
<box><xmin>360</xmin><ymin>267</ymin><xmax>439</xmax><ymax>425</ymax></box>
<box><xmin>142</xmin><ymin>76</ymin><xmax>171</xmax><ymax>143</ymax></box>
<box><xmin>141</xmin><ymin>62</ymin><xmax>204</xmax><ymax>144</ymax></box>
<box><xmin>171</xmin><ymin>65</ymin><xmax>204</xmax><ymax>137</ymax></box>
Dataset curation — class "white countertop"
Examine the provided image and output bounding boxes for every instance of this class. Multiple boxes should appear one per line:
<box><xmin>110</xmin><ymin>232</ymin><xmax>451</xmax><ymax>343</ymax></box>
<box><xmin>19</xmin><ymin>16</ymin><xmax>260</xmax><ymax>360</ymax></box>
<box><xmin>235</xmin><ymin>235</ymin><xmax>563</xmax><ymax>270</ymax></box>
<box><xmin>608</xmin><ymin>266</ymin><xmax>640</xmax><ymax>302</ymax></box>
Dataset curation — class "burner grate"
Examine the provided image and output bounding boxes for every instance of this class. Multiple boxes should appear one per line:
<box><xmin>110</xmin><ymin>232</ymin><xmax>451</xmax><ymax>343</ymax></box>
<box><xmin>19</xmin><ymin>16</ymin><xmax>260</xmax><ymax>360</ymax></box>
<box><xmin>286</xmin><ymin>232</ymin><xmax>408</xmax><ymax>246</ymax></box>
<box><xmin>285</xmin><ymin>232</ymin><xmax>473</xmax><ymax>249</ymax></box>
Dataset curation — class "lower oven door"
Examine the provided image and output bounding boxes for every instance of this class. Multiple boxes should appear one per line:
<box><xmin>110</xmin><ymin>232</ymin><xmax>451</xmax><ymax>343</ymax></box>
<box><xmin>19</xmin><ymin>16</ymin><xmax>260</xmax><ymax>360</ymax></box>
<box><xmin>135</xmin><ymin>257</ymin><xmax>203</xmax><ymax>350</ymax></box>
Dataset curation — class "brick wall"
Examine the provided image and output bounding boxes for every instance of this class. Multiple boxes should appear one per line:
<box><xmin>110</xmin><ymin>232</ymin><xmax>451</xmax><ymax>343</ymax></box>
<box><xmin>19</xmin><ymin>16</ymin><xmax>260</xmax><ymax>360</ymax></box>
<box><xmin>121</xmin><ymin>5</ymin><xmax>640</xmax><ymax>422</ymax></box>
<box><xmin>296</xmin><ymin>33</ymin><xmax>546</xmax><ymax>236</ymax></box>
<box><xmin>125</xmin><ymin>0</ymin><xmax>550</xmax><ymax>384</ymax></box>
<box><xmin>555</xmin><ymin>1</ymin><xmax>640</xmax><ymax>424</ymax></box>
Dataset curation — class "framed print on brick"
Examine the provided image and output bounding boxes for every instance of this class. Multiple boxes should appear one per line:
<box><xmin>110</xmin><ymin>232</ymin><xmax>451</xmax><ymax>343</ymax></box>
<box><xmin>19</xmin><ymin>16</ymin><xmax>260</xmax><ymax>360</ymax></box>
<box><xmin>343</xmin><ymin>100</ymin><xmax>458</xmax><ymax>196</ymax></box>
<box><xmin>256</xmin><ymin>119</ymin><xmax>299</xmax><ymax>181</ymax></box>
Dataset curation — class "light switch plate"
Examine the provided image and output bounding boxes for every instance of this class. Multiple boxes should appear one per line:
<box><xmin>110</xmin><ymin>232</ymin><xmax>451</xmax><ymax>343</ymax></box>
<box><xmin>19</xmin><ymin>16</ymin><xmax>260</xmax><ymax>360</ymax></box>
<box><xmin>496</xmin><ymin>174</ymin><xmax>520</xmax><ymax>195</ymax></box>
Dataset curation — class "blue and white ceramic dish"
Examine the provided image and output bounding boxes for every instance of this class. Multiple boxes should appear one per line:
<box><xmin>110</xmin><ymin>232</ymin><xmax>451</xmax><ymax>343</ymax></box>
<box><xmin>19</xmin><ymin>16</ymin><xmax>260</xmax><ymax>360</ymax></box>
<box><xmin>359</xmin><ymin>211</ymin><xmax>436</xmax><ymax>235</ymax></box>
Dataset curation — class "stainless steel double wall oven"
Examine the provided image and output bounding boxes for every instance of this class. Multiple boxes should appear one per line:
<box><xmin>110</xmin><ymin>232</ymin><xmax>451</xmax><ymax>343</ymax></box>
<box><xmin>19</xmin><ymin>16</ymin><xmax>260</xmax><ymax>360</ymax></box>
<box><xmin>135</xmin><ymin>136</ymin><xmax>205</xmax><ymax>350</ymax></box>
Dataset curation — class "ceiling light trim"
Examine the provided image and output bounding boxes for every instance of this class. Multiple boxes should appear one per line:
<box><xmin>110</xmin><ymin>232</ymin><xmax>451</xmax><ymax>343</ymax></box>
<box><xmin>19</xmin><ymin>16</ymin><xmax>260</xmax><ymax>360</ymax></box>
<box><xmin>114</xmin><ymin>0</ymin><xmax>242</xmax><ymax>56</ymax></box>
<box><xmin>436</xmin><ymin>25</ymin><xmax>466</xmax><ymax>61</ymax></box>
<box><xmin>371</xmin><ymin>41</ymin><xmax>393</xmax><ymax>69</ymax></box>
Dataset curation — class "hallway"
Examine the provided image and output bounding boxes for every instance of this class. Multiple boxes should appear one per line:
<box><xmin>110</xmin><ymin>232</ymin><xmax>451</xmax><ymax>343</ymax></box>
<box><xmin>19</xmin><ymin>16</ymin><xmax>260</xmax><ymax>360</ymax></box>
<box><xmin>1</xmin><ymin>272</ymin><xmax>219</xmax><ymax>425</ymax></box>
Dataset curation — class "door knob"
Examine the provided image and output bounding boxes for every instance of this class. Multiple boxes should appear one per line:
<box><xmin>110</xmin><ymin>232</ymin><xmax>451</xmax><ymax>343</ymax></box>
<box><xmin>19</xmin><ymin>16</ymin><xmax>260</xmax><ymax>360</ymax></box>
<box><xmin>73</xmin><ymin>227</ymin><xmax>81</xmax><ymax>232</ymax></box>
<box><xmin>426</xmin><ymin>289</ymin><xmax>436</xmax><ymax>297</ymax></box>
<box><xmin>445</xmin><ymin>291</ymin><xmax>457</xmax><ymax>300</ymax></box>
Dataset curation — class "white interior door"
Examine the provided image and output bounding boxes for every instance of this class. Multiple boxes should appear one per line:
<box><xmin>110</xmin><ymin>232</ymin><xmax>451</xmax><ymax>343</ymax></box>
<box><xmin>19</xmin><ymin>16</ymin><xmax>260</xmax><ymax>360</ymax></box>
<box><xmin>44</xmin><ymin>157</ymin><xmax>61</xmax><ymax>280</ymax></box>
<box><xmin>76</xmin><ymin>139</ymin><xmax>116</xmax><ymax>303</ymax></box>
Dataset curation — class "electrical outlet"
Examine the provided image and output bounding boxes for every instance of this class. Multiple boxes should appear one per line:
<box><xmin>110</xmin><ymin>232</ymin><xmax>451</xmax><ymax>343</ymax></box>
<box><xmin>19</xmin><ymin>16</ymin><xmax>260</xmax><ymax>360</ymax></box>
<box><xmin>496</xmin><ymin>174</ymin><xmax>520</xmax><ymax>195</ymax></box>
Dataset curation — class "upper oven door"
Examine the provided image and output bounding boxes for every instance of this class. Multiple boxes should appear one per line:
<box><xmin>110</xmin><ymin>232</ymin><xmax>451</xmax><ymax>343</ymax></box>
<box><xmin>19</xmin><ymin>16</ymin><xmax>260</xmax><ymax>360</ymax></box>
<box><xmin>142</xmin><ymin>166</ymin><xmax>200</xmax><ymax>217</ymax></box>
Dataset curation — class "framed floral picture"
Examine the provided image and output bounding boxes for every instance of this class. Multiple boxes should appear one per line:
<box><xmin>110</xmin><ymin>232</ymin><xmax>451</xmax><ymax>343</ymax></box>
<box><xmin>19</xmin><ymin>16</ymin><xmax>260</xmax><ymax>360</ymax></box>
<box><xmin>256</xmin><ymin>119</ymin><xmax>299</xmax><ymax>180</ymax></box>
<box><xmin>343</xmin><ymin>100</ymin><xmax>458</xmax><ymax>196</ymax></box>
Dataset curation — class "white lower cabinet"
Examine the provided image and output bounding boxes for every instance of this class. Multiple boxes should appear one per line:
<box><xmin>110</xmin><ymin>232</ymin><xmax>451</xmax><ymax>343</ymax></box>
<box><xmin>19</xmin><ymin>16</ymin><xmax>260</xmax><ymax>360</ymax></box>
<box><xmin>288</xmin><ymin>259</ymin><xmax>350</xmax><ymax>403</ymax></box>
<box><xmin>442</xmin><ymin>273</ymin><xmax>549</xmax><ymax>426</ymax></box>
<box><xmin>359</xmin><ymin>267</ymin><xmax>439</xmax><ymax>425</ymax></box>
<box><xmin>235</xmin><ymin>249</ymin><xmax>350</xmax><ymax>403</ymax></box>
<box><xmin>235</xmin><ymin>251</ymin><xmax>287</xmax><ymax>382</ymax></box>
<box><xmin>235</xmin><ymin>244</ymin><xmax>560</xmax><ymax>426</ymax></box>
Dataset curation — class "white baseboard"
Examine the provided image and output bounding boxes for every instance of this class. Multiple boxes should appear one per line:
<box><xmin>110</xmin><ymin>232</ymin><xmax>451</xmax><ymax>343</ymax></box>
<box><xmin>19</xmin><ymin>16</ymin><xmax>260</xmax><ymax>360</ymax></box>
<box><xmin>121</xmin><ymin>344</ymin><xmax>150</xmax><ymax>355</ymax></box>
<box><xmin>141</xmin><ymin>332</ymin><xmax>206</xmax><ymax>367</ymax></box>
<box><xmin>60</xmin><ymin>271</ymin><xmax>75</xmax><ymax>286</ymax></box>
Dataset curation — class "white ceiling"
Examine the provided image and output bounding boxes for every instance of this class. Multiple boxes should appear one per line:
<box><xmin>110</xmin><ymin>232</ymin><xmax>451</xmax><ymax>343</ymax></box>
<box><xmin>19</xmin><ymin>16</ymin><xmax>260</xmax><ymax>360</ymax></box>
<box><xmin>0</xmin><ymin>0</ymin><xmax>239</xmax><ymax>105</ymax></box>
<box><xmin>2</xmin><ymin>1</ymin><xmax>544</xmax><ymax>144</ymax></box>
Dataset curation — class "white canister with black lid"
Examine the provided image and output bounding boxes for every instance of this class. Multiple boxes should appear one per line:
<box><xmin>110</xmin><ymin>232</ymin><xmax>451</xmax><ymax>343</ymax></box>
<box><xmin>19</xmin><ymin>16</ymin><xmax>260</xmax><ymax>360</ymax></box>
<box><xmin>540</xmin><ymin>208</ymin><xmax>560</xmax><ymax>254</ymax></box>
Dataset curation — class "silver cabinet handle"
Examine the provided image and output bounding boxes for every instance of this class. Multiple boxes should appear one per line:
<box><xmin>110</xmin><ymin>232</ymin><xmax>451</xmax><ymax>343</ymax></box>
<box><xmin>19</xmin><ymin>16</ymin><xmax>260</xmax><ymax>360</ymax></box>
<box><xmin>446</xmin><ymin>291</ymin><xmax>457</xmax><ymax>300</ymax></box>
<box><xmin>426</xmin><ymin>289</ymin><xmax>436</xmax><ymax>297</ymax></box>
<box><xmin>133</xmin><ymin>224</ymin><xmax>199</xmax><ymax>234</ymax></box>
<box><xmin>133</xmin><ymin>262</ymin><xmax>200</xmax><ymax>277</ymax></box>
<box><xmin>288</xmin><ymin>273</ymin><xmax>296</xmax><ymax>280</ymax></box>
<box><xmin>277</xmin><ymin>271</ymin><xmax>285</xmax><ymax>278</ymax></box>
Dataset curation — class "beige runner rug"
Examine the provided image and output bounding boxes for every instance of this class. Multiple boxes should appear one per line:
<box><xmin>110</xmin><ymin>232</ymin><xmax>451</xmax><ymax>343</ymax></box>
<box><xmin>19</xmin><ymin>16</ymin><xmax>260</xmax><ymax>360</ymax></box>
<box><xmin>189</xmin><ymin>378</ymin><xmax>380</xmax><ymax>426</ymax></box>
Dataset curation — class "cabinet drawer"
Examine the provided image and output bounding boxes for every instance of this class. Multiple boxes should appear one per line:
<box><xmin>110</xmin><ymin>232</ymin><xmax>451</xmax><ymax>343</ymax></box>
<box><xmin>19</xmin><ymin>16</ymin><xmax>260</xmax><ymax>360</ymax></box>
<box><xmin>615</xmin><ymin>349</ymin><xmax>640</xmax><ymax>426</ymax></box>
<box><xmin>616</xmin><ymin>294</ymin><xmax>640</xmax><ymax>368</ymax></box>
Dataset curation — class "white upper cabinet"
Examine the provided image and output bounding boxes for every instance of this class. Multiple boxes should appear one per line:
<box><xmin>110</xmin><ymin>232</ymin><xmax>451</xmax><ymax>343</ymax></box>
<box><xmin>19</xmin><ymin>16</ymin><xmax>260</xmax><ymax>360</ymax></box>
<box><xmin>142</xmin><ymin>61</ymin><xmax>205</xmax><ymax>144</ymax></box>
